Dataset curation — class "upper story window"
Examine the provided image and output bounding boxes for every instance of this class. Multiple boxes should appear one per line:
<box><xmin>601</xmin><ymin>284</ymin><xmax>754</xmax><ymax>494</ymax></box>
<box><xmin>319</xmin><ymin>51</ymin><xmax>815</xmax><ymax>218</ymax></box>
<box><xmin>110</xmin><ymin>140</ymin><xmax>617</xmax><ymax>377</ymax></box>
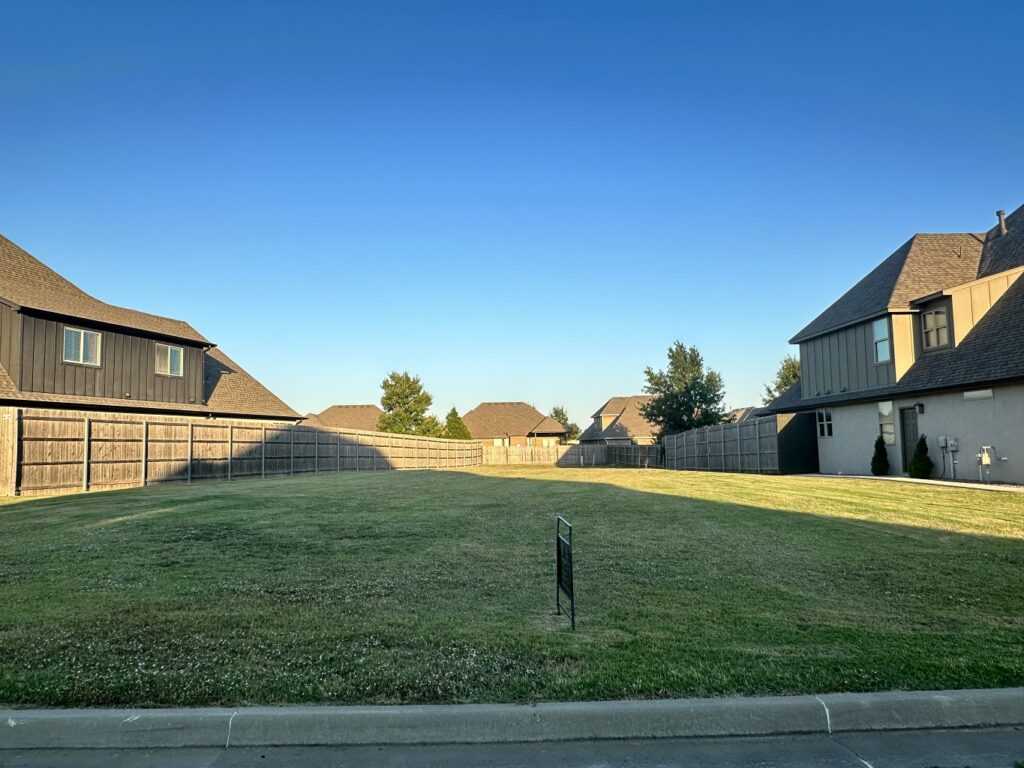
<box><xmin>921</xmin><ymin>307</ymin><xmax>949</xmax><ymax>350</ymax></box>
<box><xmin>63</xmin><ymin>327</ymin><xmax>102</xmax><ymax>366</ymax></box>
<box><xmin>816</xmin><ymin>409</ymin><xmax>833</xmax><ymax>438</ymax></box>
<box><xmin>872</xmin><ymin>318</ymin><xmax>891</xmax><ymax>364</ymax></box>
<box><xmin>155</xmin><ymin>343</ymin><xmax>184</xmax><ymax>377</ymax></box>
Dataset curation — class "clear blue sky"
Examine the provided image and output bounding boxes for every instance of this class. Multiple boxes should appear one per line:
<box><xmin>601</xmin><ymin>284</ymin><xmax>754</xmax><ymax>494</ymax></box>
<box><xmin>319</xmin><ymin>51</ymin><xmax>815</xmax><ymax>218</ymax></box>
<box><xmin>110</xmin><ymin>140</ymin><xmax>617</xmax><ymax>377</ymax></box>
<box><xmin>2</xmin><ymin>1</ymin><xmax>1021</xmax><ymax>426</ymax></box>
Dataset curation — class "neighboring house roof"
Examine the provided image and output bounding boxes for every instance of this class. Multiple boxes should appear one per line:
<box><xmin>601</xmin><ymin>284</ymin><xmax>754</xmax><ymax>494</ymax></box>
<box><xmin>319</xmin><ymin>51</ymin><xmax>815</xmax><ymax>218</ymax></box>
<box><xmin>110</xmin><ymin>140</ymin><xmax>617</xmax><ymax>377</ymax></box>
<box><xmin>0</xmin><ymin>347</ymin><xmax>299</xmax><ymax>419</ymax></box>
<box><xmin>727</xmin><ymin>406</ymin><xmax>769</xmax><ymax>422</ymax></box>
<box><xmin>461</xmin><ymin>402</ymin><xmax>567</xmax><ymax>439</ymax></box>
<box><xmin>579</xmin><ymin>395</ymin><xmax>657</xmax><ymax>442</ymax></box>
<box><xmin>313</xmin><ymin>404</ymin><xmax>384</xmax><ymax>431</ymax></box>
<box><xmin>770</xmin><ymin>271</ymin><xmax>1024</xmax><ymax>412</ymax></box>
<box><xmin>790</xmin><ymin>233</ymin><xmax>985</xmax><ymax>343</ymax></box>
<box><xmin>0</xmin><ymin>235</ymin><xmax>210</xmax><ymax>344</ymax></box>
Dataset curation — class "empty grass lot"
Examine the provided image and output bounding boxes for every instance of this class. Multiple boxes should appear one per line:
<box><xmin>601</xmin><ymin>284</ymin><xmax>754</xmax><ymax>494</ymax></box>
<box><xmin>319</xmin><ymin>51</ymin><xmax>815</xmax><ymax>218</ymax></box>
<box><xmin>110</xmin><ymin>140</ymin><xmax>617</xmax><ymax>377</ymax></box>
<box><xmin>0</xmin><ymin>466</ymin><xmax>1022</xmax><ymax>707</ymax></box>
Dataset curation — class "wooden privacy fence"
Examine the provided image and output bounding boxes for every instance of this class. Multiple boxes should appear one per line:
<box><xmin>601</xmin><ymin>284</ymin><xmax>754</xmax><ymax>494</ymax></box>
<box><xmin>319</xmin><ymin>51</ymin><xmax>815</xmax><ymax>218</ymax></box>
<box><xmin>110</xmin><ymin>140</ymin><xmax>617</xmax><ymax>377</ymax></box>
<box><xmin>607</xmin><ymin>444</ymin><xmax>663</xmax><ymax>468</ymax></box>
<box><xmin>662</xmin><ymin>413</ymin><xmax>818</xmax><ymax>475</ymax></box>
<box><xmin>2</xmin><ymin>407</ymin><xmax>483</xmax><ymax>496</ymax></box>
<box><xmin>481</xmin><ymin>444</ymin><xmax>607</xmax><ymax>467</ymax></box>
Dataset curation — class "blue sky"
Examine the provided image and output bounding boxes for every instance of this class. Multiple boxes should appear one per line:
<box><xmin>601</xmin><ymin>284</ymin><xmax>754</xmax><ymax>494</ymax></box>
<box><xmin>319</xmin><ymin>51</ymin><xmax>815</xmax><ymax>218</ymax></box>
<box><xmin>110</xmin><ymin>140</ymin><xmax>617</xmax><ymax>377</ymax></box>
<box><xmin>2</xmin><ymin>1</ymin><xmax>1021</xmax><ymax>426</ymax></box>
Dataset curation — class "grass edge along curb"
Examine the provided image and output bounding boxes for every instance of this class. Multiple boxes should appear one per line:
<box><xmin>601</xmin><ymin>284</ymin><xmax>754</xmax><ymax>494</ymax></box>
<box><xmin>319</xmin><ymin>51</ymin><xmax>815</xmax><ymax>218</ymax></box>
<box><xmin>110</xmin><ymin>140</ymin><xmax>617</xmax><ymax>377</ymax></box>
<box><xmin>2</xmin><ymin>687</ymin><xmax>1022</xmax><ymax>749</ymax></box>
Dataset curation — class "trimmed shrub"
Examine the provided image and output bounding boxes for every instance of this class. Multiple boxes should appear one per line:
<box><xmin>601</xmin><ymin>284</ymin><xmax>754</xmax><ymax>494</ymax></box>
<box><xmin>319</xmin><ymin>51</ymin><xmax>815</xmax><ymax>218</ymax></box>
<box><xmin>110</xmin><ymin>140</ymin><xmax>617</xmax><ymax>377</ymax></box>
<box><xmin>870</xmin><ymin>435</ymin><xmax>889</xmax><ymax>476</ymax></box>
<box><xmin>908</xmin><ymin>435</ymin><xmax>934</xmax><ymax>479</ymax></box>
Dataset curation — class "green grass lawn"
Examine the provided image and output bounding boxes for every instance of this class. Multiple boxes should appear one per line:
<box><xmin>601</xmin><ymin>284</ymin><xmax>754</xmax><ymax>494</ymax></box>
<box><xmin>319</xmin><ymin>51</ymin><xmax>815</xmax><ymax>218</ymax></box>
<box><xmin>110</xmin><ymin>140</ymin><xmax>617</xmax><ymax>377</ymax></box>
<box><xmin>1</xmin><ymin>466</ymin><xmax>1022</xmax><ymax>707</ymax></box>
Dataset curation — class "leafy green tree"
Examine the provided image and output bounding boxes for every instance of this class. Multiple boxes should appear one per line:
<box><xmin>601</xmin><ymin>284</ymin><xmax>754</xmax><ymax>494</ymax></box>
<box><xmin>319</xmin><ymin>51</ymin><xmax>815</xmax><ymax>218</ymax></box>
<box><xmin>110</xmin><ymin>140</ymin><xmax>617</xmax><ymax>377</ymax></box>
<box><xmin>377</xmin><ymin>371</ymin><xmax>440</xmax><ymax>436</ymax></box>
<box><xmin>443</xmin><ymin>407</ymin><xmax>472</xmax><ymax>440</ymax></box>
<box><xmin>762</xmin><ymin>355</ymin><xmax>801</xmax><ymax>405</ymax></box>
<box><xmin>870</xmin><ymin>435</ymin><xmax>890</xmax><ymax>476</ymax></box>
<box><xmin>908</xmin><ymin>435</ymin><xmax>934</xmax><ymax>479</ymax></box>
<box><xmin>549</xmin><ymin>405</ymin><xmax>580</xmax><ymax>441</ymax></box>
<box><xmin>639</xmin><ymin>341</ymin><xmax>726</xmax><ymax>439</ymax></box>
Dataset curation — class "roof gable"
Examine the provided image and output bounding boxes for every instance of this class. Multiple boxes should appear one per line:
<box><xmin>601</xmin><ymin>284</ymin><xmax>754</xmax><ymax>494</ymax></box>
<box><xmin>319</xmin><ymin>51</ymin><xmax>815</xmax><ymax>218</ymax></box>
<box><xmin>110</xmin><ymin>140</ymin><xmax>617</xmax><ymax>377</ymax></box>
<box><xmin>791</xmin><ymin>233</ymin><xmax>984</xmax><ymax>343</ymax></box>
<box><xmin>581</xmin><ymin>395</ymin><xmax>656</xmax><ymax>441</ymax></box>
<box><xmin>0</xmin><ymin>235</ymin><xmax>209</xmax><ymax>344</ymax></box>
<box><xmin>314</xmin><ymin>404</ymin><xmax>384</xmax><ymax>431</ymax></box>
<box><xmin>461</xmin><ymin>401</ymin><xmax>567</xmax><ymax>438</ymax></box>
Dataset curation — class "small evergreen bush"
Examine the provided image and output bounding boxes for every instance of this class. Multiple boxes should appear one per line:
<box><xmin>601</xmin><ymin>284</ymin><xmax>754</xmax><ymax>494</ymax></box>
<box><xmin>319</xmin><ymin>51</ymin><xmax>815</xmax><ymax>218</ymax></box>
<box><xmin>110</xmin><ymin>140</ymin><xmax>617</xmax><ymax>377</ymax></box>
<box><xmin>870</xmin><ymin>435</ymin><xmax>889</xmax><ymax>476</ymax></box>
<box><xmin>908</xmin><ymin>435</ymin><xmax>934</xmax><ymax>479</ymax></box>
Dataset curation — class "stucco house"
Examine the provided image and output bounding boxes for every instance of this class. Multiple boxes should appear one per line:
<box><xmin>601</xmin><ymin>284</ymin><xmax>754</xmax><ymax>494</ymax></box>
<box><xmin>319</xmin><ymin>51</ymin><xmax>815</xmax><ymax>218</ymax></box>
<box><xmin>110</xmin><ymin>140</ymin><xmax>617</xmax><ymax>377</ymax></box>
<box><xmin>461</xmin><ymin>402</ymin><xmax>567</xmax><ymax>446</ymax></box>
<box><xmin>578</xmin><ymin>396</ymin><xmax>658</xmax><ymax>445</ymax></box>
<box><xmin>771</xmin><ymin>205</ymin><xmax>1024</xmax><ymax>483</ymax></box>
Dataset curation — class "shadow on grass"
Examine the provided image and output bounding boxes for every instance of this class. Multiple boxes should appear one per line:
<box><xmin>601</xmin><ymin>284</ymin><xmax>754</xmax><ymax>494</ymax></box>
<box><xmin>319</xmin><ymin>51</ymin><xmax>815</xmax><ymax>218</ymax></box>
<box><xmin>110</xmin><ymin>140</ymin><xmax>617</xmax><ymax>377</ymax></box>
<box><xmin>0</xmin><ymin>467</ymin><xmax>1021</xmax><ymax>707</ymax></box>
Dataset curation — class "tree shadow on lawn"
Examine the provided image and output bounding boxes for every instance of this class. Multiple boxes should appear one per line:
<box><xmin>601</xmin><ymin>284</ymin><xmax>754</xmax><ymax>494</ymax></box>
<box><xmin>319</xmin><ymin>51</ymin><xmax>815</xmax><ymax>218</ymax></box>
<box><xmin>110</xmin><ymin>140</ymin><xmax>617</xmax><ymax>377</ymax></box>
<box><xmin>0</xmin><ymin>467</ymin><xmax>1021</xmax><ymax>707</ymax></box>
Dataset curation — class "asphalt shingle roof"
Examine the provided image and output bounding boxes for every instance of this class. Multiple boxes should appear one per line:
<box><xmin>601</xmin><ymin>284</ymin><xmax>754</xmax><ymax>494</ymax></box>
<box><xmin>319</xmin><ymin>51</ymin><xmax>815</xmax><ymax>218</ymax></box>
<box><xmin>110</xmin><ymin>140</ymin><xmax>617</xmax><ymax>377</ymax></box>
<box><xmin>312</xmin><ymin>404</ymin><xmax>384</xmax><ymax>431</ymax></box>
<box><xmin>0</xmin><ymin>235</ymin><xmax>298</xmax><ymax>420</ymax></box>
<box><xmin>790</xmin><ymin>233</ymin><xmax>985</xmax><ymax>343</ymax></box>
<box><xmin>461</xmin><ymin>402</ymin><xmax>567</xmax><ymax>439</ymax></box>
<box><xmin>770</xmin><ymin>275</ymin><xmax>1024</xmax><ymax>412</ymax></box>
<box><xmin>579</xmin><ymin>395</ymin><xmax>657</xmax><ymax>442</ymax></box>
<box><xmin>0</xmin><ymin>235</ymin><xmax>210</xmax><ymax>344</ymax></box>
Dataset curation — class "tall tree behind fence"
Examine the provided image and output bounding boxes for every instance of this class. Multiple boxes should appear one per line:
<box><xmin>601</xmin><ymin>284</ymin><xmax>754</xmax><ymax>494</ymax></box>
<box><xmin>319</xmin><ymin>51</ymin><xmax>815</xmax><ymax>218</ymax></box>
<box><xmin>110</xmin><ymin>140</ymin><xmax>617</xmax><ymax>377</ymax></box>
<box><xmin>607</xmin><ymin>444</ymin><xmax>663</xmax><ymax>468</ymax></box>
<box><xmin>2</xmin><ymin>407</ymin><xmax>483</xmax><ymax>497</ymax></box>
<box><xmin>662</xmin><ymin>413</ymin><xmax>818</xmax><ymax>475</ymax></box>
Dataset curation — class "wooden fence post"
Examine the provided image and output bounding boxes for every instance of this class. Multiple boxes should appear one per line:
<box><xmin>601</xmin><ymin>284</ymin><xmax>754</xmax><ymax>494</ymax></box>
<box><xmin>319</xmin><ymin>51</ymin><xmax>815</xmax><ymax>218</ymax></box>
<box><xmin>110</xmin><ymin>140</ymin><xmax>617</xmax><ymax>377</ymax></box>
<box><xmin>261</xmin><ymin>426</ymin><xmax>266</xmax><ymax>479</ymax></box>
<box><xmin>314</xmin><ymin>429</ymin><xmax>319</xmax><ymax>475</ymax></box>
<box><xmin>227</xmin><ymin>425</ymin><xmax>233</xmax><ymax>481</ymax></box>
<box><xmin>756</xmin><ymin>420</ymin><xmax>762</xmax><ymax>474</ymax></box>
<box><xmin>187</xmin><ymin>422</ymin><xmax>193</xmax><ymax>483</ymax></box>
<box><xmin>11</xmin><ymin>408</ymin><xmax>22</xmax><ymax>496</ymax></box>
<box><xmin>82</xmin><ymin>417</ymin><xmax>91</xmax><ymax>492</ymax></box>
<box><xmin>141</xmin><ymin>420</ymin><xmax>148</xmax><ymax>487</ymax></box>
<box><xmin>289</xmin><ymin>427</ymin><xmax>294</xmax><ymax>475</ymax></box>
<box><xmin>337</xmin><ymin>433</ymin><xmax>341</xmax><ymax>473</ymax></box>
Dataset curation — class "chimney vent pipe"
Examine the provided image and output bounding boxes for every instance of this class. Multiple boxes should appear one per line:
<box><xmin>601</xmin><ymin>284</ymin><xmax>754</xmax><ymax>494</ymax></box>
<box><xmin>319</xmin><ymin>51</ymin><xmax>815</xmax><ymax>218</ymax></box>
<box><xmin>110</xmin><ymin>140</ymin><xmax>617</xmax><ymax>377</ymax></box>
<box><xmin>997</xmin><ymin>210</ymin><xmax>1008</xmax><ymax>236</ymax></box>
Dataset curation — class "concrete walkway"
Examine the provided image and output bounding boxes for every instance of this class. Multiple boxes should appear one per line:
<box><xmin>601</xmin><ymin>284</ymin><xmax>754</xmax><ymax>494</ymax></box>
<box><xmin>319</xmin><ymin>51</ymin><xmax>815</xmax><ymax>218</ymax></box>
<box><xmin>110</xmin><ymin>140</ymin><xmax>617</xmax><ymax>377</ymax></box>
<box><xmin>803</xmin><ymin>473</ymin><xmax>1024</xmax><ymax>492</ymax></box>
<box><xmin>2</xmin><ymin>688</ymin><xmax>1022</xmax><ymax>750</ymax></box>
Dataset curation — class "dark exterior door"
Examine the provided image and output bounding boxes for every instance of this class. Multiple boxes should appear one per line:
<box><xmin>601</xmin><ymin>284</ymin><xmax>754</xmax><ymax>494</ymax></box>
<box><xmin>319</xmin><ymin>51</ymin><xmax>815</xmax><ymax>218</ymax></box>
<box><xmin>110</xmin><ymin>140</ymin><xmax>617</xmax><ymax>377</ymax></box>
<box><xmin>900</xmin><ymin>407</ymin><xmax>918</xmax><ymax>472</ymax></box>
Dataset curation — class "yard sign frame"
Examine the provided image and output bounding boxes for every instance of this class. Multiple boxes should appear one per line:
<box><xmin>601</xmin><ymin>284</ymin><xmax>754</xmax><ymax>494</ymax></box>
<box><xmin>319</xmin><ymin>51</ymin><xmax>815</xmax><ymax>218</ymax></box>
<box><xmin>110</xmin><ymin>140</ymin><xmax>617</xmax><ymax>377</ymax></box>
<box><xmin>555</xmin><ymin>515</ymin><xmax>575</xmax><ymax>630</ymax></box>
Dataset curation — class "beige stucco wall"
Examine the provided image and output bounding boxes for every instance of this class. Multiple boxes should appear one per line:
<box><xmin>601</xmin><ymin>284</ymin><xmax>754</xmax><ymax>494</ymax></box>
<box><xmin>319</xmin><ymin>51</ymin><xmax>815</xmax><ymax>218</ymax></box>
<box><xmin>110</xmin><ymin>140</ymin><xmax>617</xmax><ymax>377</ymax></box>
<box><xmin>815</xmin><ymin>382</ymin><xmax>1024</xmax><ymax>483</ymax></box>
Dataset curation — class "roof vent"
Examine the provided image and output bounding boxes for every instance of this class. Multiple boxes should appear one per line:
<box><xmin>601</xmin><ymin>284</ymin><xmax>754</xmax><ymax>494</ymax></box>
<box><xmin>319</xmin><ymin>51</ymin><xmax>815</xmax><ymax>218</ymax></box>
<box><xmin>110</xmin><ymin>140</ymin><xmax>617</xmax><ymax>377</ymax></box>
<box><xmin>997</xmin><ymin>209</ymin><xmax>1008</xmax><ymax>237</ymax></box>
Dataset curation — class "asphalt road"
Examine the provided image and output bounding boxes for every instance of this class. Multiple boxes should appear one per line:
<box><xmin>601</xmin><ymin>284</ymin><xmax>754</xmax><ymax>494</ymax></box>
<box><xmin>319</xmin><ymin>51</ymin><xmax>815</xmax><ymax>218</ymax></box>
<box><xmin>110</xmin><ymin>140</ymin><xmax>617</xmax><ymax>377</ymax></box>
<box><xmin>2</xmin><ymin>727</ymin><xmax>1022</xmax><ymax>768</ymax></box>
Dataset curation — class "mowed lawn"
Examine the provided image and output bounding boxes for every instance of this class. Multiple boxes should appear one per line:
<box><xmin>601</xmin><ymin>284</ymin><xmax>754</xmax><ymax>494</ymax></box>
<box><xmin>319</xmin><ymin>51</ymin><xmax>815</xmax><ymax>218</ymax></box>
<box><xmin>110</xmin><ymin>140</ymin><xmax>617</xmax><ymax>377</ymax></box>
<box><xmin>0</xmin><ymin>466</ymin><xmax>1022</xmax><ymax>707</ymax></box>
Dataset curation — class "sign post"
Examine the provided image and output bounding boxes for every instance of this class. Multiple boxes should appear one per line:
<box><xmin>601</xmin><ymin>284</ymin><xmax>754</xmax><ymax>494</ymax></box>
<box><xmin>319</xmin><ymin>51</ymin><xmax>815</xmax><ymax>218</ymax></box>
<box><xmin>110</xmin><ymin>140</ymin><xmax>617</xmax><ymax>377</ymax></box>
<box><xmin>555</xmin><ymin>515</ymin><xmax>575</xmax><ymax>630</ymax></box>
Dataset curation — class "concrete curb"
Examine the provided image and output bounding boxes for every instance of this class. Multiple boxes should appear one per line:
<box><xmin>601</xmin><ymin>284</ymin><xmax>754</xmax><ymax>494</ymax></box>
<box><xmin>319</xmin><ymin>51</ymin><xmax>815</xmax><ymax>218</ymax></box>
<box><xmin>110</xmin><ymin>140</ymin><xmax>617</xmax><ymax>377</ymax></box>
<box><xmin>2</xmin><ymin>688</ymin><xmax>1022</xmax><ymax>749</ymax></box>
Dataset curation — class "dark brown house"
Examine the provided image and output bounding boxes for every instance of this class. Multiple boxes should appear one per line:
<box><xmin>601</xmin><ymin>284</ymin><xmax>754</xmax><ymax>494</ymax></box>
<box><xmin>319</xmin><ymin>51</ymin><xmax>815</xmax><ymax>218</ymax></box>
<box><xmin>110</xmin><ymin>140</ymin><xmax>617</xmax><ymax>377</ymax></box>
<box><xmin>0</xmin><ymin>235</ymin><xmax>298</xmax><ymax>420</ymax></box>
<box><xmin>462</xmin><ymin>402</ymin><xmax>567</xmax><ymax>446</ymax></box>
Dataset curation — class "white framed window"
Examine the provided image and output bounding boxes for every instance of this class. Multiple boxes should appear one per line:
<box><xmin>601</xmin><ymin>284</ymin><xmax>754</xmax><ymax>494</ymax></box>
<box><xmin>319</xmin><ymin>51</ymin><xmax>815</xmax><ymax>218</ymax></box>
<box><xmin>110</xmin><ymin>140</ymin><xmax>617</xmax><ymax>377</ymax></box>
<box><xmin>872</xmin><ymin>318</ymin><xmax>891</xmax><ymax>363</ymax></box>
<box><xmin>63</xmin><ymin>327</ymin><xmax>102</xmax><ymax>366</ymax></box>
<box><xmin>155</xmin><ymin>343</ymin><xmax>184</xmax><ymax>377</ymax></box>
<box><xmin>878</xmin><ymin>401</ymin><xmax>895</xmax><ymax>444</ymax></box>
<box><xmin>816</xmin><ymin>409</ymin><xmax>833</xmax><ymax>438</ymax></box>
<box><xmin>921</xmin><ymin>308</ymin><xmax>949</xmax><ymax>350</ymax></box>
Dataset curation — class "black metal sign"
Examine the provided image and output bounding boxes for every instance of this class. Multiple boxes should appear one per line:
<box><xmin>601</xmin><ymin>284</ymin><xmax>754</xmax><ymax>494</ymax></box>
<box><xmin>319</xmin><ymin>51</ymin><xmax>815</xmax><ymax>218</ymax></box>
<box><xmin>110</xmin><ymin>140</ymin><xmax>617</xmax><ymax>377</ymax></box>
<box><xmin>555</xmin><ymin>515</ymin><xmax>575</xmax><ymax>630</ymax></box>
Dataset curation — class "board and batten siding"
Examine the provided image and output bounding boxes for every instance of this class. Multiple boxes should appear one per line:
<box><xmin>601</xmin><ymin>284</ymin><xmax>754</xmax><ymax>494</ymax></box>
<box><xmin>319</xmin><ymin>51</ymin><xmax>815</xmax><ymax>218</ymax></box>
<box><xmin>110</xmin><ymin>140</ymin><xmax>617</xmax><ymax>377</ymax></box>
<box><xmin>0</xmin><ymin>301</ymin><xmax>20</xmax><ymax>385</ymax></box>
<box><xmin>799</xmin><ymin>318</ymin><xmax>896</xmax><ymax>399</ymax></box>
<box><xmin>17</xmin><ymin>314</ymin><xmax>205</xmax><ymax>405</ymax></box>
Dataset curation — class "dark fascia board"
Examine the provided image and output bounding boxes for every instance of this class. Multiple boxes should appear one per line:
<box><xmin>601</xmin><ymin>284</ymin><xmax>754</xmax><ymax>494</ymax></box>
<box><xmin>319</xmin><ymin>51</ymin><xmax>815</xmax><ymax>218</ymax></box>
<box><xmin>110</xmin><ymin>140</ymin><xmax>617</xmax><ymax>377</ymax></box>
<box><xmin>0</xmin><ymin>394</ymin><xmax>300</xmax><ymax>422</ymax></box>
<box><xmin>11</xmin><ymin>304</ymin><xmax>214</xmax><ymax>349</ymax></box>
<box><xmin>777</xmin><ymin>374</ymin><xmax>1024</xmax><ymax>413</ymax></box>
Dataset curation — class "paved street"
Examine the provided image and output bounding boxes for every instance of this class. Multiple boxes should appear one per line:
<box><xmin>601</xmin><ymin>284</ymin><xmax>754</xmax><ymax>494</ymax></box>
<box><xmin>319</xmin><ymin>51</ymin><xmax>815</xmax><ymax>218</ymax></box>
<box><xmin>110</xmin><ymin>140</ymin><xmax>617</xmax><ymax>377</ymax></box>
<box><xmin>2</xmin><ymin>727</ymin><xmax>1022</xmax><ymax>768</ymax></box>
